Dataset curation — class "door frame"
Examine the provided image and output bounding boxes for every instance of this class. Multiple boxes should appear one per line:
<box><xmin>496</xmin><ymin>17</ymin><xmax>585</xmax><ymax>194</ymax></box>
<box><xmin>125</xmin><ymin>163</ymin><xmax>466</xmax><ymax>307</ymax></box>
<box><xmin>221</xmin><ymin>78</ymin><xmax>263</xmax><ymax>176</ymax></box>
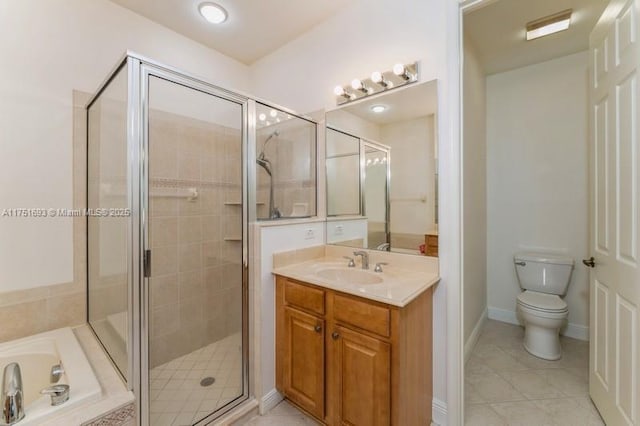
<box><xmin>137</xmin><ymin>56</ymin><xmax>251</xmax><ymax>426</ymax></box>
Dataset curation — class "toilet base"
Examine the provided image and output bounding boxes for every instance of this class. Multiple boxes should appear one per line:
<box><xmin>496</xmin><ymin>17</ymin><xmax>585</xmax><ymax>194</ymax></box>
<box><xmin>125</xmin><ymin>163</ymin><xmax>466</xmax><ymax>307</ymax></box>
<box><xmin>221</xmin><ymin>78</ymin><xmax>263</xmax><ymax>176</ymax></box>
<box><xmin>522</xmin><ymin>323</ymin><xmax>562</xmax><ymax>360</ymax></box>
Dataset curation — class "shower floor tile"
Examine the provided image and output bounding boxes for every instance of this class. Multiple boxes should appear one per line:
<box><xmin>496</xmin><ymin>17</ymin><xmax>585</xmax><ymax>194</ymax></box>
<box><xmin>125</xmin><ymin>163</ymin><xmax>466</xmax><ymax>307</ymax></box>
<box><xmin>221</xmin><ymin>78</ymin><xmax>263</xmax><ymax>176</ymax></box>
<box><xmin>150</xmin><ymin>332</ymin><xmax>243</xmax><ymax>426</ymax></box>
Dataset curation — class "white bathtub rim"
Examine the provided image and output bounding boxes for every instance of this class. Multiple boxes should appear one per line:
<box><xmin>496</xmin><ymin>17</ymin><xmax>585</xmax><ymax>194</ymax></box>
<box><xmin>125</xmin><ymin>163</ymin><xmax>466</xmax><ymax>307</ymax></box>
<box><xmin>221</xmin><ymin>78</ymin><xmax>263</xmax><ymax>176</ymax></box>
<box><xmin>0</xmin><ymin>327</ymin><xmax>102</xmax><ymax>425</ymax></box>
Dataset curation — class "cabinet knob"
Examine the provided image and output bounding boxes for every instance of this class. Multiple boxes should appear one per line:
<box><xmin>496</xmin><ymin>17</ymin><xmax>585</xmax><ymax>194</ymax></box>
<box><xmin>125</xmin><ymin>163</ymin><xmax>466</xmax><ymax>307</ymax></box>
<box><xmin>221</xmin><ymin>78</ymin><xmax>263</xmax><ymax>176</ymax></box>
<box><xmin>314</xmin><ymin>324</ymin><xmax>322</xmax><ymax>333</ymax></box>
<box><xmin>331</xmin><ymin>331</ymin><xmax>340</xmax><ymax>340</ymax></box>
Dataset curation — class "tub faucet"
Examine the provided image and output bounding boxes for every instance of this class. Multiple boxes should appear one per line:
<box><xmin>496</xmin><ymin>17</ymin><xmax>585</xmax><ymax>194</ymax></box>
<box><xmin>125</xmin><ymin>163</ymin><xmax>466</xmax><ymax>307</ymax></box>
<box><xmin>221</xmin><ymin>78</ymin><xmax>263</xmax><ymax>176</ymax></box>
<box><xmin>353</xmin><ymin>251</ymin><xmax>369</xmax><ymax>270</ymax></box>
<box><xmin>2</xmin><ymin>363</ymin><xmax>25</xmax><ymax>425</ymax></box>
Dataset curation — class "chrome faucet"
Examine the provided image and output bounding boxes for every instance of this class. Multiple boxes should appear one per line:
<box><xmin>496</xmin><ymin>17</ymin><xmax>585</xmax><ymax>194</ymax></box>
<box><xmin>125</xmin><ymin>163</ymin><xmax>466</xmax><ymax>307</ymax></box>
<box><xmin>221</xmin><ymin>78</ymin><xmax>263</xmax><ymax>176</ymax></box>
<box><xmin>2</xmin><ymin>363</ymin><xmax>25</xmax><ymax>425</ymax></box>
<box><xmin>353</xmin><ymin>251</ymin><xmax>369</xmax><ymax>270</ymax></box>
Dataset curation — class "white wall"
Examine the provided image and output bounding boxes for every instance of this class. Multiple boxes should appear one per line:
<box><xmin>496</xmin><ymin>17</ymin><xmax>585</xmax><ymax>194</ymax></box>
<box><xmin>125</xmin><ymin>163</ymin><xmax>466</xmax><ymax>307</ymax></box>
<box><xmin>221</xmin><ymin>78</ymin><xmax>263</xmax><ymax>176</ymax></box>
<box><xmin>250</xmin><ymin>0</ymin><xmax>451</xmax><ymax>415</ymax></box>
<box><xmin>257</xmin><ymin>221</ymin><xmax>325</xmax><ymax>402</ymax></box>
<box><xmin>486</xmin><ymin>51</ymin><xmax>589</xmax><ymax>338</ymax></box>
<box><xmin>462</xmin><ymin>35</ymin><xmax>487</xmax><ymax>348</ymax></box>
<box><xmin>0</xmin><ymin>0</ymin><xmax>249</xmax><ymax>292</ymax></box>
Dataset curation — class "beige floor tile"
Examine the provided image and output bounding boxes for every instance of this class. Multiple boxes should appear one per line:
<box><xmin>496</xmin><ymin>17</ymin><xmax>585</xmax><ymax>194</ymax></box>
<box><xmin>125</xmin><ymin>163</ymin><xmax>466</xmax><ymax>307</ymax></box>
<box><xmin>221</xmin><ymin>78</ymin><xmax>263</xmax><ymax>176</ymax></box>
<box><xmin>465</xmin><ymin>380</ymin><xmax>486</xmax><ymax>405</ymax></box>
<box><xmin>466</xmin><ymin>355</ymin><xmax>495</xmax><ymax>375</ymax></box>
<box><xmin>465</xmin><ymin>404</ymin><xmax>508</xmax><ymax>425</ymax></box>
<box><xmin>499</xmin><ymin>370</ymin><xmax>565</xmax><ymax>400</ymax></box>
<box><xmin>466</xmin><ymin>372</ymin><xmax>526</xmax><ymax>403</ymax></box>
<box><xmin>532</xmin><ymin>398</ymin><xmax>604</xmax><ymax>426</ymax></box>
<box><xmin>241</xmin><ymin>401</ymin><xmax>320</xmax><ymax>425</ymax></box>
<box><xmin>465</xmin><ymin>320</ymin><xmax>596</xmax><ymax>425</ymax></box>
<box><xmin>490</xmin><ymin>400</ymin><xmax>557</xmax><ymax>426</ymax></box>
<box><xmin>534</xmin><ymin>368</ymin><xmax>589</xmax><ymax>397</ymax></box>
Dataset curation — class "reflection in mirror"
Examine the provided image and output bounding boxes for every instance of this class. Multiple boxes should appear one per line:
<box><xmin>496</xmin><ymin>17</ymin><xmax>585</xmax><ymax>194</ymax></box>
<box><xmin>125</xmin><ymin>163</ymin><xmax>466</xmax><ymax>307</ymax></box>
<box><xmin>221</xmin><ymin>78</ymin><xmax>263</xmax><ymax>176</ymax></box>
<box><xmin>326</xmin><ymin>129</ymin><xmax>360</xmax><ymax>216</ymax></box>
<box><xmin>363</xmin><ymin>142</ymin><xmax>390</xmax><ymax>250</ymax></box>
<box><xmin>325</xmin><ymin>80</ymin><xmax>438</xmax><ymax>256</ymax></box>
<box><xmin>256</xmin><ymin>102</ymin><xmax>317</xmax><ymax>220</ymax></box>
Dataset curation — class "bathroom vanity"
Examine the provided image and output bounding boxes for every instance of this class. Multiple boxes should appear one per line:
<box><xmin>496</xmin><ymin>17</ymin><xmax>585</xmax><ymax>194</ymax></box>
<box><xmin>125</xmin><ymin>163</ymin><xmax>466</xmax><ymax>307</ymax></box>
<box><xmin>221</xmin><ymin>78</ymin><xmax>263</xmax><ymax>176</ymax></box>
<box><xmin>273</xmin><ymin>250</ymin><xmax>438</xmax><ymax>425</ymax></box>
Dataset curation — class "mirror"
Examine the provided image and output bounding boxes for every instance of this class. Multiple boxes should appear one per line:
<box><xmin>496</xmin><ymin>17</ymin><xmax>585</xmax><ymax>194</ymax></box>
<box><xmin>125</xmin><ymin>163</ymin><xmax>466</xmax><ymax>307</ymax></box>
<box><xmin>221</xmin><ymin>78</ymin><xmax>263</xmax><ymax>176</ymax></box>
<box><xmin>325</xmin><ymin>80</ymin><xmax>439</xmax><ymax>256</ymax></box>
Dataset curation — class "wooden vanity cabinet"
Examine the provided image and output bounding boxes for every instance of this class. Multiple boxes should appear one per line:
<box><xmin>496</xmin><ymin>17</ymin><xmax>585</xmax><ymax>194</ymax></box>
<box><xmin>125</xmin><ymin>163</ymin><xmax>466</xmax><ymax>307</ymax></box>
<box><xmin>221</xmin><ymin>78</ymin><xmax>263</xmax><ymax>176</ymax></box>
<box><xmin>275</xmin><ymin>275</ymin><xmax>433</xmax><ymax>426</ymax></box>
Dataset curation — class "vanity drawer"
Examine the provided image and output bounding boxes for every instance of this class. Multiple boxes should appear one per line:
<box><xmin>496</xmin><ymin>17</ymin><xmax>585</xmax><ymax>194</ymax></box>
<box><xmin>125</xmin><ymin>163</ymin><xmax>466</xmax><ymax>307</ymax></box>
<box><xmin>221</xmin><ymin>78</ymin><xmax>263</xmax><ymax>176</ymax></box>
<box><xmin>332</xmin><ymin>294</ymin><xmax>390</xmax><ymax>337</ymax></box>
<box><xmin>284</xmin><ymin>279</ymin><xmax>325</xmax><ymax>315</ymax></box>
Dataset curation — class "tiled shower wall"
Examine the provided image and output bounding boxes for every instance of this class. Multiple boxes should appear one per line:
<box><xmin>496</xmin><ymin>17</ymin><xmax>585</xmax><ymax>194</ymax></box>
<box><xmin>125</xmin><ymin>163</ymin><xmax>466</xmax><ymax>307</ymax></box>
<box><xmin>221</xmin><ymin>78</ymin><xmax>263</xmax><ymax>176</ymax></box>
<box><xmin>148</xmin><ymin>109</ymin><xmax>243</xmax><ymax>368</ymax></box>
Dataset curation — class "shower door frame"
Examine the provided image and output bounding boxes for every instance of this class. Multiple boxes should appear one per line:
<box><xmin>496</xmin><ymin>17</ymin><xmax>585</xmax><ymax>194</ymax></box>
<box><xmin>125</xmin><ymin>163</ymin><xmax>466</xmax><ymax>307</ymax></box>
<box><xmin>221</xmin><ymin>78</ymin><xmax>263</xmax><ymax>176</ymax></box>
<box><xmin>360</xmin><ymin>139</ymin><xmax>391</xmax><ymax>248</ymax></box>
<box><xmin>135</xmin><ymin>54</ymin><xmax>251</xmax><ymax>426</ymax></box>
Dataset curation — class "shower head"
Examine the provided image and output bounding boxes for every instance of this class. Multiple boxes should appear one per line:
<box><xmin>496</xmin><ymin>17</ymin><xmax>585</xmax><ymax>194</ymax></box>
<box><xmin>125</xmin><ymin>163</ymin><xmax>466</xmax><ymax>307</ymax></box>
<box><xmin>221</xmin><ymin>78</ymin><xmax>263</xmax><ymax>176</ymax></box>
<box><xmin>256</xmin><ymin>157</ymin><xmax>272</xmax><ymax>176</ymax></box>
<box><xmin>258</xmin><ymin>130</ymin><xmax>280</xmax><ymax>160</ymax></box>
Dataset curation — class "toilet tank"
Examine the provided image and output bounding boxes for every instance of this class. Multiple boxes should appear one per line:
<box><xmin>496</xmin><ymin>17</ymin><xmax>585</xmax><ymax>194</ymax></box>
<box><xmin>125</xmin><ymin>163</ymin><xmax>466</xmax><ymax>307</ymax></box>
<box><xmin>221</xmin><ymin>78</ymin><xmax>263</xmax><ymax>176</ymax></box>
<box><xmin>514</xmin><ymin>252</ymin><xmax>574</xmax><ymax>295</ymax></box>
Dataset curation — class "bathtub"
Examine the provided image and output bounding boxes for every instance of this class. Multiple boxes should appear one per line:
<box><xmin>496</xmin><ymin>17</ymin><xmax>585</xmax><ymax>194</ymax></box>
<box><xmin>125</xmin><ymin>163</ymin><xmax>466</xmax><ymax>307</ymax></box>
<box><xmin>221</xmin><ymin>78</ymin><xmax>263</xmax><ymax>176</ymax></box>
<box><xmin>0</xmin><ymin>327</ymin><xmax>101</xmax><ymax>425</ymax></box>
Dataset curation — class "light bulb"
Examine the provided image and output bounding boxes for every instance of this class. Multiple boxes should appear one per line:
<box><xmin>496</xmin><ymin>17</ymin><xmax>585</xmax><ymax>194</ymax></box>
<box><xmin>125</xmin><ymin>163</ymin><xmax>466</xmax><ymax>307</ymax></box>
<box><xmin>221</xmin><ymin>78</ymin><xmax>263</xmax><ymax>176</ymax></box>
<box><xmin>351</xmin><ymin>79</ymin><xmax>363</xmax><ymax>90</ymax></box>
<box><xmin>393</xmin><ymin>63</ymin><xmax>406</xmax><ymax>76</ymax></box>
<box><xmin>334</xmin><ymin>85</ymin><xmax>346</xmax><ymax>96</ymax></box>
<box><xmin>371</xmin><ymin>105</ymin><xmax>386</xmax><ymax>113</ymax></box>
<box><xmin>269</xmin><ymin>109</ymin><xmax>278</xmax><ymax>118</ymax></box>
<box><xmin>258</xmin><ymin>113</ymin><xmax>266</xmax><ymax>121</ymax></box>
<box><xmin>199</xmin><ymin>3</ymin><xmax>228</xmax><ymax>24</ymax></box>
<box><xmin>371</xmin><ymin>71</ymin><xmax>383</xmax><ymax>83</ymax></box>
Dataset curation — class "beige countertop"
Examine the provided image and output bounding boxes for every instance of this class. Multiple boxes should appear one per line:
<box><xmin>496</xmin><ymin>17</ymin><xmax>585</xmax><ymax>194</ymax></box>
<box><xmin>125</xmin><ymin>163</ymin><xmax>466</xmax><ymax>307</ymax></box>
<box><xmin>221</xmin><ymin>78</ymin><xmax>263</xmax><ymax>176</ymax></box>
<box><xmin>273</xmin><ymin>257</ymin><xmax>439</xmax><ymax>307</ymax></box>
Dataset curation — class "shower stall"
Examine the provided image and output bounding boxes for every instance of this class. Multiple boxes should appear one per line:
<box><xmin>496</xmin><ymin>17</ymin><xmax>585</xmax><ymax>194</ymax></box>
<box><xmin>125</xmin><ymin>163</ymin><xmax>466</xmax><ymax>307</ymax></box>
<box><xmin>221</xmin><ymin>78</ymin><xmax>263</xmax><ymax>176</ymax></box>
<box><xmin>86</xmin><ymin>53</ymin><xmax>316</xmax><ymax>425</ymax></box>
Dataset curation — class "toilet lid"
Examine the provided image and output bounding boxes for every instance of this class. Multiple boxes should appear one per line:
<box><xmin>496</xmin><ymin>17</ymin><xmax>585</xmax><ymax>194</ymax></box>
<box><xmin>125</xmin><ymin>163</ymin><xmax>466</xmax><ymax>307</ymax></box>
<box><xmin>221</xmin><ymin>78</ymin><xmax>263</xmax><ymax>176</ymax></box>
<box><xmin>517</xmin><ymin>291</ymin><xmax>567</xmax><ymax>312</ymax></box>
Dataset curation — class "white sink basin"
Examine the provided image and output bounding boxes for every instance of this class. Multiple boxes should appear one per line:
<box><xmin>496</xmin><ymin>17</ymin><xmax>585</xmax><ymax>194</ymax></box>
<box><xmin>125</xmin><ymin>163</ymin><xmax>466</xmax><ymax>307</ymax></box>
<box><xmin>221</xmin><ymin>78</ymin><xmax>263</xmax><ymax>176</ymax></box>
<box><xmin>315</xmin><ymin>268</ymin><xmax>383</xmax><ymax>285</ymax></box>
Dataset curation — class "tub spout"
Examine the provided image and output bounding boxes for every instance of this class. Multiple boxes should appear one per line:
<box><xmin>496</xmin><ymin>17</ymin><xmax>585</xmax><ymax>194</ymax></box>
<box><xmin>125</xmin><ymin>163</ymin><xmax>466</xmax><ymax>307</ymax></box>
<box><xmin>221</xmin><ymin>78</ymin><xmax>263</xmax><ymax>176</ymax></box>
<box><xmin>1</xmin><ymin>362</ymin><xmax>25</xmax><ymax>425</ymax></box>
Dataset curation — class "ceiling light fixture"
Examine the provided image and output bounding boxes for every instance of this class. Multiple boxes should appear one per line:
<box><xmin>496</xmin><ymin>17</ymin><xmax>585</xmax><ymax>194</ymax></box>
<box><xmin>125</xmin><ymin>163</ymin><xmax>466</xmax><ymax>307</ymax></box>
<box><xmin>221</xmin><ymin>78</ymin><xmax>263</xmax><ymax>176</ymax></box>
<box><xmin>199</xmin><ymin>2</ymin><xmax>228</xmax><ymax>24</ymax></box>
<box><xmin>371</xmin><ymin>105</ymin><xmax>387</xmax><ymax>113</ymax></box>
<box><xmin>269</xmin><ymin>109</ymin><xmax>278</xmax><ymax>118</ymax></box>
<box><xmin>526</xmin><ymin>9</ymin><xmax>572</xmax><ymax>41</ymax></box>
<box><xmin>258</xmin><ymin>113</ymin><xmax>266</xmax><ymax>121</ymax></box>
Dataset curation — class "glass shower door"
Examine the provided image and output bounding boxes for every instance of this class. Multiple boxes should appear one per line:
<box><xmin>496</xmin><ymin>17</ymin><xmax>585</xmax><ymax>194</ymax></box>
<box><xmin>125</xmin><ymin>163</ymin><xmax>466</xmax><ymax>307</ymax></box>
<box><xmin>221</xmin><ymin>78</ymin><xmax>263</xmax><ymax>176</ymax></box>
<box><xmin>145</xmin><ymin>74</ymin><xmax>246</xmax><ymax>425</ymax></box>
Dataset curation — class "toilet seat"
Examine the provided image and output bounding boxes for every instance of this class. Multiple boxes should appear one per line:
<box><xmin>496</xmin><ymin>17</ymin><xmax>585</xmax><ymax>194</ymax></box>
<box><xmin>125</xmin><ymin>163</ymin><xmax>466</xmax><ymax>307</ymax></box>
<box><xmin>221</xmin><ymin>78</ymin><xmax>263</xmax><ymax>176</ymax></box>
<box><xmin>517</xmin><ymin>290</ymin><xmax>567</xmax><ymax>314</ymax></box>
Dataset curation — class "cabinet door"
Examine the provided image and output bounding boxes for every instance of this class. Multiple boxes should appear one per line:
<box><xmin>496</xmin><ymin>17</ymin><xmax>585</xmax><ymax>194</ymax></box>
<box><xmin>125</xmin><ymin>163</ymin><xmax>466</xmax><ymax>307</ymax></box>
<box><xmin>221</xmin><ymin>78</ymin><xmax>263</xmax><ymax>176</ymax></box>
<box><xmin>283</xmin><ymin>307</ymin><xmax>325</xmax><ymax>419</ymax></box>
<box><xmin>331</xmin><ymin>325</ymin><xmax>391</xmax><ymax>426</ymax></box>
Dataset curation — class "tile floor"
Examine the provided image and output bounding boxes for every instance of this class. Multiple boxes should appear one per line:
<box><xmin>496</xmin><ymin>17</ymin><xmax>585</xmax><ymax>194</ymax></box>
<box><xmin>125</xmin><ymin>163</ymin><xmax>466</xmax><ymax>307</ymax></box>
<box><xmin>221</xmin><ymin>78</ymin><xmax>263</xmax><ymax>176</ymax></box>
<box><xmin>465</xmin><ymin>320</ymin><xmax>604</xmax><ymax>425</ymax></box>
<box><xmin>241</xmin><ymin>401</ymin><xmax>320</xmax><ymax>425</ymax></box>
<box><xmin>149</xmin><ymin>332</ymin><xmax>243</xmax><ymax>426</ymax></box>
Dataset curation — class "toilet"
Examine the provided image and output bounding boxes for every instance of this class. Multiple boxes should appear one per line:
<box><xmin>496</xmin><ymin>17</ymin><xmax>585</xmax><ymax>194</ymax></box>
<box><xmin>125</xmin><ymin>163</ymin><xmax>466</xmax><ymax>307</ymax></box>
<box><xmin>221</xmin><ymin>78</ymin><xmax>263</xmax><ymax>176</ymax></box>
<box><xmin>514</xmin><ymin>252</ymin><xmax>574</xmax><ymax>360</ymax></box>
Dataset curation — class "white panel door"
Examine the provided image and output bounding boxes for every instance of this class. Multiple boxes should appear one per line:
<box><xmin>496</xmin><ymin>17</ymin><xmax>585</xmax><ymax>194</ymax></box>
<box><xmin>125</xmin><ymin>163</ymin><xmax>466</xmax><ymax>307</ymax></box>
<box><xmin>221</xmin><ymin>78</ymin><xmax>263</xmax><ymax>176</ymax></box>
<box><xmin>589</xmin><ymin>0</ymin><xmax>640</xmax><ymax>424</ymax></box>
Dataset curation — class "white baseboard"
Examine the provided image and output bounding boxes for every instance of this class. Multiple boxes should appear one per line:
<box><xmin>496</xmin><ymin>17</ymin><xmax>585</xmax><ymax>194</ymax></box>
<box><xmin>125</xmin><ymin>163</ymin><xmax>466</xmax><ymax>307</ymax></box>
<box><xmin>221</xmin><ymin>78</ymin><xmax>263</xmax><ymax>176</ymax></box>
<box><xmin>464</xmin><ymin>308</ymin><xmax>487</xmax><ymax>362</ymax></box>
<box><xmin>432</xmin><ymin>398</ymin><xmax>447</xmax><ymax>426</ymax></box>
<box><xmin>487</xmin><ymin>307</ymin><xmax>589</xmax><ymax>341</ymax></box>
<box><xmin>260</xmin><ymin>389</ymin><xmax>283</xmax><ymax>415</ymax></box>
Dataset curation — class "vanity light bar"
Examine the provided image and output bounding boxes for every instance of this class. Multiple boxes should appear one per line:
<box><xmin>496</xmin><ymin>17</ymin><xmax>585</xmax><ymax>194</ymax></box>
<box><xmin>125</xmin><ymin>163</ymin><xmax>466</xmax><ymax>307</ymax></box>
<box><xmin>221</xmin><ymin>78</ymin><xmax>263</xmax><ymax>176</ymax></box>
<box><xmin>334</xmin><ymin>62</ymin><xmax>418</xmax><ymax>105</ymax></box>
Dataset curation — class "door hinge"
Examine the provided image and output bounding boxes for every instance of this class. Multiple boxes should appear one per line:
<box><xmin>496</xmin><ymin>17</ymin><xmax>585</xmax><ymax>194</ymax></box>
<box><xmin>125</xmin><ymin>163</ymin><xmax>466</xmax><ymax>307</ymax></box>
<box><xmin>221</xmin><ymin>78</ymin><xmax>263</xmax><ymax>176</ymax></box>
<box><xmin>144</xmin><ymin>249</ymin><xmax>151</xmax><ymax>278</ymax></box>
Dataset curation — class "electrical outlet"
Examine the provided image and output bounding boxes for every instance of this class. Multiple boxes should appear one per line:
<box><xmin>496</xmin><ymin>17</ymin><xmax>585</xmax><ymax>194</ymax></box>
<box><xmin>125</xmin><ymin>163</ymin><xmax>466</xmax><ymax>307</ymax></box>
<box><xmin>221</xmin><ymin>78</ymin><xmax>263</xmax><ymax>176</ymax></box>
<box><xmin>335</xmin><ymin>225</ymin><xmax>344</xmax><ymax>235</ymax></box>
<box><xmin>305</xmin><ymin>228</ymin><xmax>315</xmax><ymax>240</ymax></box>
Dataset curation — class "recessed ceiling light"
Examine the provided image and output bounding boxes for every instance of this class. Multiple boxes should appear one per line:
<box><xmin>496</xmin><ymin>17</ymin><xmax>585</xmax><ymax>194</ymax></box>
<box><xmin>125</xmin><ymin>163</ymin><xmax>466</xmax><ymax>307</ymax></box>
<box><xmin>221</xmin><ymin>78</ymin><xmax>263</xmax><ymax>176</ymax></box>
<box><xmin>526</xmin><ymin>9</ymin><xmax>572</xmax><ymax>41</ymax></box>
<box><xmin>371</xmin><ymin>105</ymin><xmax>387</xmax><ymax>113</ymax></box>
<box><xmin>199</xmin><ymin>2</ymin><xmax>228</xmax><ymax>24</ymax></box>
